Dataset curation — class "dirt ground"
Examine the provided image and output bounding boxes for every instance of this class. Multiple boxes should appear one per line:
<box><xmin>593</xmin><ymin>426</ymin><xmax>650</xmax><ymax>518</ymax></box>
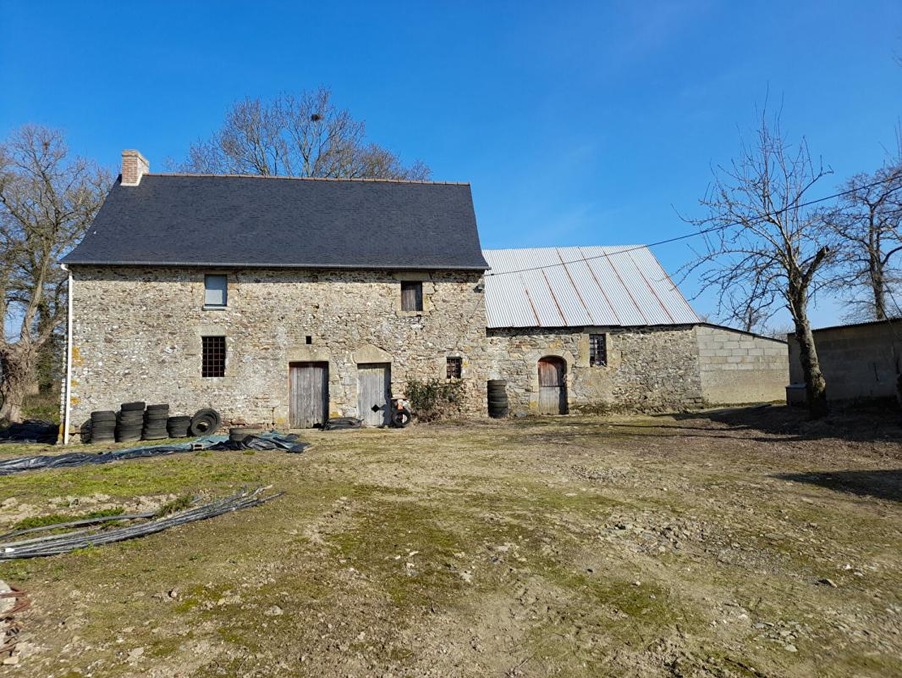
<box><xmin>0</xmin><ymin>406</ymin><xmax>900</xmax><ymax>677</ymax></box>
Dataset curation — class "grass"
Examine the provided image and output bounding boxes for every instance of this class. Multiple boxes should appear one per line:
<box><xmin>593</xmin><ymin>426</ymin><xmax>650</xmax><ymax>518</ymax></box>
<box><xmin>156</xmin><ymin>494</ymin><xmax>195</xmax><ymax>517</ymax></box>
<box><xmin>0</xmin><ymin>411</ymin><xmax>899</xmax><ymax>677</ymax></box>
<box><xmin>22</xmin><ymin>390</ymin><xmax>61</xmax><ymax>423</ymax></box>
<box><xmin>9</xmin><ymin>507</ymin><xmax>124</xmax><ymax>532</ymax></box>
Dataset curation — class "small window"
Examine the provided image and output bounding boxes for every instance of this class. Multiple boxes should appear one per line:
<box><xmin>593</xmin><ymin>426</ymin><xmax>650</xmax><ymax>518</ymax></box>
<box><xmin>401</xmin><ymin>281</ymin><xmax>423</xmax><ymax>312</ymax></box>
<box><xmin>202</xmin><ymin>336</ymin><xmax>226</xmax><ymax>377</ymax></box>
<box><xmin>446</xmin><ymin>357</ymin><xmax>463</xmax><ymax>379</ymax></box>
<box><xmin>589</xmin><ymin>333</ymin><xmax>607</xmax><ymax>367</ymax></box>
<box><xmin>204</xmin><ymin>274</ymin><xmax>228</xmax><ymax>308</ymax></box>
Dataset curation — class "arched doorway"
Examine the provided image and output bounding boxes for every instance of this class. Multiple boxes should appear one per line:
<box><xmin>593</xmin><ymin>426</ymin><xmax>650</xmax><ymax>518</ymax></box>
<box><xmin>537</xmin><ymin>357</ymin><xmax>568</xmax><ymax>414</ymax></box>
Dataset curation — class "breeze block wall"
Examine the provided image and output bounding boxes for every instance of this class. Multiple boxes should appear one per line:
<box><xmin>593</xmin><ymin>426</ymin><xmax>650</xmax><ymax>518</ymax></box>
<box><xmin>486</xmin><ymin>325</ymin><xmax>706</xmax><ymax>414</ymax></box>
<box><xmin>788</xmin><ymin>320</ymin><xmax>902</xmax><ymax>403</ymax></box>
<box><xmin>65</xmin><ymin>266</ymin><xmax>488</xmax><ymax>433</ymax></box>
<box><xmin>696</xmin><ymin>325</ymin><xmax>788</xmax><ymax>404</ymax></box>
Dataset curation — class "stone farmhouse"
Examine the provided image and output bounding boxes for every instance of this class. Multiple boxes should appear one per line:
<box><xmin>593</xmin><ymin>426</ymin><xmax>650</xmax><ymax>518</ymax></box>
<box><xmin>59</xmin><ymin>151</ymin><xmax>788</xmax><ymax>439</ymax></box>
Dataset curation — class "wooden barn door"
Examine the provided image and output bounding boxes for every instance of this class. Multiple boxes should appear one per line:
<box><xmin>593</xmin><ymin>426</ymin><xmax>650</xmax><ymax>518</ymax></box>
<box><xmin>358</xmin><ymin>363</ymin><xmax>391</xmax><ymax>427</ymax></box>
<box><xmin>289</xmin><ymin>362</ymin><xmax>328</xmax><ymax>428</ymax></box>
<box><xmin>537</xmin><ymin>357</ymin><xmax>567</xmax><ymax>415</ymax></box>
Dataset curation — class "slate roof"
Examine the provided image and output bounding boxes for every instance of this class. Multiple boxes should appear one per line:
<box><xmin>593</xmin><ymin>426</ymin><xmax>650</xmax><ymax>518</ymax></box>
<box><xmin>483</xmin><ymin>246</ymin><xmax>699</xmax><ymax>329</ymax></box>
<box><xmin>62</xmin><ymin>174</ymin><xmax>489</xmax><ymax>270</ymax></box>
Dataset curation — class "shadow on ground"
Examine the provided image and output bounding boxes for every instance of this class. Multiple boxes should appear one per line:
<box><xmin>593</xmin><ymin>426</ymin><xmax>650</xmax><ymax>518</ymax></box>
<box><xmin>656</xmin><ymin>403</ymin><xmax>902</xmax><ymax>443</ymax></box>
<box><xmin>774</xmin><ymin>469</ymin><xmax>902</xmax><ymax>502</ymax></box>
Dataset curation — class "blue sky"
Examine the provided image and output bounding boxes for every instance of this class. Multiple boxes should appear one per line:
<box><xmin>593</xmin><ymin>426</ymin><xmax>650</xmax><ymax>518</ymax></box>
<box><xmin>1</xmin><ymin>1</ymin><xmax>900</xmax><ymax>328</ymax></box>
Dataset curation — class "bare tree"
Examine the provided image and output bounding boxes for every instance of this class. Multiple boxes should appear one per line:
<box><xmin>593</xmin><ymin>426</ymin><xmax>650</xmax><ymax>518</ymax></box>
<box><xmin>181</xmin><ymin>87</ymin><xmax>430</xmax><ymax>180</ymax></box>
<box><xmin>684</xmin><ymin>112</ymin><xmax>832</xmax><ymax>416</ymax></box>
<box><xmin>0</xmin><ymin>125</ymin><xmax>110</xmax><ymax>423</ymax></box>
<box><xmin>824</xmin><ymin>163</ymin><xmax>902</xmax><ymax>321</ymax></box>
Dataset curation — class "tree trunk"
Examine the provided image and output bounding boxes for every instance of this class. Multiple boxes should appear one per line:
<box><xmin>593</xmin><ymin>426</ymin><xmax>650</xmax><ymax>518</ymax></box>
<box><xmin>0</xmin><ymin>343</ymin><xmax>38</xmax><ymax>424</ymax></box>
<box><xmin>792</xmin><ymin>311</ymin><xmax>828</xmax><ymax>418</ymax></box>
<box><xmin>870</xmin><ymin>254</ymin><xmax>887</xmax><ymax>320</ymax></box>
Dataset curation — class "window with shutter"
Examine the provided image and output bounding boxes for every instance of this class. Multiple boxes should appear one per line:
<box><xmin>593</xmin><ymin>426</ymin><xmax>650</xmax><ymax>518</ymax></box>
<box><xmin>204</xmin><ymin>275</ymin><xmax>228</xmax><ymax>308</ymax></box>
<box><xmin>401</xmin><ymin>282</ymin><xmax>423</xmax><ymax>311</ymax></box>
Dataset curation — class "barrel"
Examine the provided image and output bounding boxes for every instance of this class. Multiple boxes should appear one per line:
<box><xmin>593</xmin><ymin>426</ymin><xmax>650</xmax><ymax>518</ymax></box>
<box><xmin>487</xmin><ymin>380</ymin><xmax>509</xmax><ymax>418</ymax></box>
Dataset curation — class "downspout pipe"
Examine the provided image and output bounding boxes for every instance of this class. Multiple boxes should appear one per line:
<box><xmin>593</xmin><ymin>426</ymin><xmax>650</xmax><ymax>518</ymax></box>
<box><xmin>61</xmin><ymin>263</ymin><xmax>73</xmax><ymax>445</ymax></box>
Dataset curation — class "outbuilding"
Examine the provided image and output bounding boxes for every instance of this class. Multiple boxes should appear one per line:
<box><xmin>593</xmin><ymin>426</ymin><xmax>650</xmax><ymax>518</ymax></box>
<box><xmin>483</xmin><ymin>247</ymin><xmax>789</xmax><ymax>414</ymax></box>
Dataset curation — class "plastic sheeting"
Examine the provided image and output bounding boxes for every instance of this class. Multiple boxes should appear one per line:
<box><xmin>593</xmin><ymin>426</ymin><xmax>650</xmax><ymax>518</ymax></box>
<box><xmin>0</xmin><ymin>420</ymin><xmax>58</xmax><ymax>445</ymax></box>
<box><xmin>0</xmin><ymin>431</ymin><xmax>307</xmax><ymax>477</ymax></box>
<box><xmin>0</xmin><ymin>487</ymin><xmax>282</xmax><ymax>560</ymax></box>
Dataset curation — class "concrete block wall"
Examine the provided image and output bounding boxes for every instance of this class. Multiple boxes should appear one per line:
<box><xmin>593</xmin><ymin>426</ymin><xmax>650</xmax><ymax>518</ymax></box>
<box><xmin>696</xmin><ymin>325</ymin><xmax>788</xmax><ymax>404</ymax></box>
<box><xmin>788</xmin><ymin>320</ymin><xmax>902</xmax><ymax>402</ymax></box>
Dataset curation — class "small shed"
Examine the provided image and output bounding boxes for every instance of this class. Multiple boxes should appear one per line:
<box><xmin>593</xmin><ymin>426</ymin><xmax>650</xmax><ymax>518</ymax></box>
<box><xmin>788</xmin><ymin>319</ymin><xmax>902</xmax><ymax>404</ymax></box>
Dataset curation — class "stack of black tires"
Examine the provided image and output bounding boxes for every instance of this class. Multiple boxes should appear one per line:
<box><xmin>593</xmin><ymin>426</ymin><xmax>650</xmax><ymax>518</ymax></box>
<box><xmin>166</xmin><ymin>415</ymin><xmax>192</xmax><ymax>438</ymax></box>
<box><xmin>487</xmin><ymin>380</ymin><xmax>509</xmax><ymax>418</ymax></box>
<box><xmin>142</xmin><ymin>404</ymin><xmax>170</xmax><ymax>440</ymax></box>
<box><xmin>116</xmin><ymin>402</ymin><xmax>145</xmax><ymax>442</ymax></box>
<box><xmin>87</xmin><ymin>404</ymin><xmax>222</xmax><ymax>444</ymax></box>
<box><xmin>90</xmin><ymin>410</ymin><xmax>117</xmax><ymax>443</ymax></box>
<box><xmin>188</xmin><ymin>409</ymin><xmax>221</xmax><ymax>436</ymax></box>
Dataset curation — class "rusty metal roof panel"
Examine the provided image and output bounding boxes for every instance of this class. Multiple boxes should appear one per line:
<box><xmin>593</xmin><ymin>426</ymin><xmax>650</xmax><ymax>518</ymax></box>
<box><xmin>580</xmin><ymin>247</ymin><xmax>648</xmax><ymax>324</ymax></box>
<box><xmin>622</xmin><ymin>247</ymin><xmax>698</xmax><ymax>323</ymax></box>
<box><xmin>483</xmin><ymin>246</ymin><xmax>699</xmax><ymax>329</ymax></box>
<box><xmin>605</xmin><ymin>247</ymin><xmax>674</xmax><ymax>324</ymax></box>
<box><xmin>540</xmin><ymin>251</ymin><xmax>595</xmax><ymax>325</ymax></box>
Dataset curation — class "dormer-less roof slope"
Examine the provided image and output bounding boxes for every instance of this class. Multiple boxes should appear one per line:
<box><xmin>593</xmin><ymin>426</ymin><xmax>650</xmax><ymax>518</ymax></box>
<box><xmin>483</xmin><ymin>246</ymin><xmax>699</xmax><ymax>329</ymax></box>
<box><xmin>62</xmin><ymin>174</ymin><xmax>489</xmax><ymax>270</ymax></box>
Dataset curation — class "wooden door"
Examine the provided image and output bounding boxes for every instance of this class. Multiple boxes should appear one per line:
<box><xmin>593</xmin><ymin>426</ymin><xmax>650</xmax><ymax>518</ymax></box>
<box><xmin>537</xmin><ymin>357</ymin><xmax>567</xmax><ymax>414</ymax></box>
<box><xmin>358</xmin><ymin>363</ymin><xmax>391</xmax><ymax>427</ymax></box>
<box><xmin>289</xmin><ymin>362</ymin><xmax>328</xmax><ymax>428</ymax></box>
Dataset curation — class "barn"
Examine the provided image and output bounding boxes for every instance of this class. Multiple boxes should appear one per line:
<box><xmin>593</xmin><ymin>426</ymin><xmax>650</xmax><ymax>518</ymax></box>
<box><xmin>482</xmin><ymin>247</ymin><xmax>789</xmax><ymax>414</ymax></box>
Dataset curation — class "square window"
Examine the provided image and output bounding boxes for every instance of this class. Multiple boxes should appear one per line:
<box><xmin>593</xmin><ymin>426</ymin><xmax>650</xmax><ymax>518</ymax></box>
<box><xmin>446</xmin><ymin>356</ymin><xmax>463</xmax><ymax>379</ymax></box>
<box><xmin>589</xmin><ymin>333</ymin><xmax>607</xmax><ymax>367</ymax></box>
<box><xmin>202</xmin><ymin>336</ymin><xmax>226</xmax><ymax>377</ymax></box>
<box><xmin>401</xmin><ymin>281</ymin><xmax>423</xmax><ymax>312</ymax></box>
<box><xmin>204</xmin><ymin>274</ymin><xmax>228</xmax><ymax>308</ymax></box>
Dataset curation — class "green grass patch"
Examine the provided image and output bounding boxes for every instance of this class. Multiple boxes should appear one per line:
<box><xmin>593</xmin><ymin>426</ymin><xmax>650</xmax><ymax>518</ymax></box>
<box><xmin>10</xmin><ymin>507</ymin><xmax>125</xmax><ymax>532</ymax></box>
<box><xmin>156</xmin><ymin>494</ymin><xmax>194</xmax><ymax>517</ymax></box>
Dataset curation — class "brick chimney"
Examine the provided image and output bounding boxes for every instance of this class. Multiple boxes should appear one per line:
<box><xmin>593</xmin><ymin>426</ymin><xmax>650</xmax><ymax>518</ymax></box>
<box><xmin>121</xmin><ymin>149</ymin><xmax>150</xmax><ymax>186</ymax></box>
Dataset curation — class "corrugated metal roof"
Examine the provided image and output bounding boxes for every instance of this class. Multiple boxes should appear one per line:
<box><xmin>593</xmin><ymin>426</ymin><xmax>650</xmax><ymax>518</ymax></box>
<box><xmin>483</xmin><ymin>246</ymin><xmax>699</xmax><ymax>329</ymax></box>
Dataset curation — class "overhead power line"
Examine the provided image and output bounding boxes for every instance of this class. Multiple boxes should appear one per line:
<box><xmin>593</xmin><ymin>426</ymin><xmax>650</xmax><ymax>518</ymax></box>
<box><xmin>484</xmin><ymin>175</ymin><xmax>902</xmax><ymax>278</ymax></box>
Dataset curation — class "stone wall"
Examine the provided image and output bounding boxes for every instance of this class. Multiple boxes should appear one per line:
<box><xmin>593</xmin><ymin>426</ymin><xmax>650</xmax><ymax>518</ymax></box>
<box><xmin>485</xmin><ymin>325</ymin><xmax>705</xmax><ymax>413</ymax></box>
<box><xmin>65</xmin><ymin>267</ymin><xmax>487</xmax><ymax>432</ymax></box>
<box><xmin>696</xmin><ymin>325</ymin><xmax>788</xmax><ymax>404</ymax></box>
<box><xmin>788</xmin><ymin>320</ymin><xmax>902</xmax><ymax>402</ymax></box>
<box><xmin>63</xmin><ymin>265</ymin><xmax>794</xmax><ymax>437</ymax></box>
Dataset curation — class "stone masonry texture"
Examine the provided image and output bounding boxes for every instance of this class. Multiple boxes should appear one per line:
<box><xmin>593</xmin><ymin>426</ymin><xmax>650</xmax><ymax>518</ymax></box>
<box><xmin>487</xmin><ymin>325</ymin><xmax>705</xmax><ymax>414</ymax></box>
<box><xmin>64</xmin><ymin>269</ymin><xmax>790</xmax><ymax>436</ymax></box>
<box><xmin>66</xmin><ymin>267</ymin><xmax>488</xmax><ymax>430</ymax></box>
<box><xmin>485</xmin><ymin>324</ymin><xmax>788</xmax><ymax>415</ymax></box>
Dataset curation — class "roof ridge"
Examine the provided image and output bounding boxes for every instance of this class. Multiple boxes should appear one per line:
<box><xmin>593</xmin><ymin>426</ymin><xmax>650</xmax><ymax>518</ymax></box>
<box><xmin>483</xmin><ymin>244</ymin><xmax>647</xmax><ymax>252</ymax></box>
<box><xmin>147</xmin><ymin>172</ymin><xmax>469</xmax><ymax>186</ymax></box>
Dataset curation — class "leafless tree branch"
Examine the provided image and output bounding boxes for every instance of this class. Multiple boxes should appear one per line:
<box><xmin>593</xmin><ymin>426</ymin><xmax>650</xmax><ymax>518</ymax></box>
<box><xmin>680</xmin><ymin>109</ymin><xmax>832</xmax><ymax>415</ymax></box>
<box><xmin>178</xmin><ymin>87</ymin><xmax>430</xmax><ymax>181</ymax></box>
<box><xmin>0</xmin><ymin>125</ymin><xmax>111</xmax><ymax>422</ymax></box>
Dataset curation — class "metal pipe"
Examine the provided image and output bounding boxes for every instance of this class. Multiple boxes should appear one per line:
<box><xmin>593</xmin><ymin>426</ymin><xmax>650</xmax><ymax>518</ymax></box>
<box><xmin>61</xmin><ymin>263</ymin><xmax>73</xmax><ymax>445</ymax></box>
